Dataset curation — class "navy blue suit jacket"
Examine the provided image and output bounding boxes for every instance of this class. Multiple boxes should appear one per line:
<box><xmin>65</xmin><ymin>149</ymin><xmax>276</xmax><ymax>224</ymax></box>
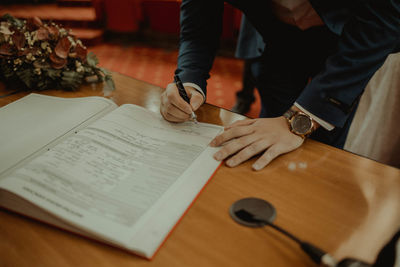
<box><xmin>234</xmin><ymin>15</ymin><xmax>264</xmax><ymax>59</ymax></box>
<box><xmin>176</xmin><ymin>0</ymin><xmax>400</xmax><ymax>127</ymax></box>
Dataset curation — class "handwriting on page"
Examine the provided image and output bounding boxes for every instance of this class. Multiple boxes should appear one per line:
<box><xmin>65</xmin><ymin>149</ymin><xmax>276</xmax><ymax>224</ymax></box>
<box><xmin>11</xmin><ymin>105</ymin><xmax>221</xmax><ymax>227</ymax></box>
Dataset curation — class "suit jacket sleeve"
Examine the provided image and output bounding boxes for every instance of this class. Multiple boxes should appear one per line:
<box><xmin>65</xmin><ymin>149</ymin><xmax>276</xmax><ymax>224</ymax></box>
<box><xmin>175</xmin><ymin>0</ymin><xmax>224</xmax><ymax>96</ymax></box>
<box><xmin>297</xmin><ymin>0</ymin><xmax>400</xmax><ymax>127</ymax></box>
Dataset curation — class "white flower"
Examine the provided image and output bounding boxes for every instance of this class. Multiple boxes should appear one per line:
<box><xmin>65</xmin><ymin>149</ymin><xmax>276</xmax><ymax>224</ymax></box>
<box><xmin>76</xmin><ymin>66</ymin><xmax>84</xmax><ymax>73</ymax></box>
<box><xmin>34</xmin><ymin>68</ymin><xmax>42</xmax><ymax>75</ymax></box>
<box><xmin>26</xmin><ymin>53</ymin><xmax>34</xmax><ymax>61</ymax></box>
<box><xmin>31</xmin><ymin>31</ymin><xmax>38</xmax><ymax>42</ymax></box>
<box><xmin>59</xmin><ymin>28</ymin><xmax>67</xmax><ymax>37</ymax></box>
<box><xmin>13</xmin><ymin>58</ymin><xmax>22</xmax><ymax>65</ymax></box>
<box><xmin>68</xmin><ymin>35</ymin><xmax>76</xmax><ymax>47</ymax></box>
<box><xmin>24</xmin><ymin>31</ymin><xmax>35</xmax><ymax>47</ymax></box>
<box><xmin>0</xmin><ymin>22</ymin><xmax>12</xmax><ymax>35</ymax></box>
<box><xmin>41</xmin><ymin>41</ymin><xmax>49</xmax><ymax>50</ymax></box>
<box><xmin>76</xmin><ymin>39</ymin><xmax>84</xmax><ymax>47</ymax></box>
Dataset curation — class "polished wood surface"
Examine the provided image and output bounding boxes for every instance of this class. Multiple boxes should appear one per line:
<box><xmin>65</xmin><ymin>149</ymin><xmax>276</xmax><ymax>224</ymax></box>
<box><xmin>1</xmin><ymin>73</ymin><xmax>400</xmax><ymax>267</ymax></box>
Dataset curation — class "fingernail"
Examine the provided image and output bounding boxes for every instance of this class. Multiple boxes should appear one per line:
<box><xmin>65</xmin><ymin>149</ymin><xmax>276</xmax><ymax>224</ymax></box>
<box><xmin>252</xmin><ymin>164</ymin><xmax>261</xmax><ymax>171</ymax></box>
<box><xmin>210</xmin><ymin>140</ymin><xmax>216</xmax><ymax>147</ymax></box>
<box><xmin>214</xmin><ymin>152</ymin><xmax>222</xmax><ymax>161</ymax></box>
<box><xmin>226</xmin><ymin>159</ymin><xmax>236</xmax><ymax>167</ymax></box>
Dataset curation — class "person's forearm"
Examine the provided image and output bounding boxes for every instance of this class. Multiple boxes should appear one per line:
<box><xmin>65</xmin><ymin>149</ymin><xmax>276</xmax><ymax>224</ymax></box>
<box><xmin>176</xmin><ymin>0</ymin><xmax>224</xmax><ymax>95</ymax></box>
<box><xmin>297</xmin><ymin>0</ymin><xmax>400</xmax><ymax>128</ymax></box>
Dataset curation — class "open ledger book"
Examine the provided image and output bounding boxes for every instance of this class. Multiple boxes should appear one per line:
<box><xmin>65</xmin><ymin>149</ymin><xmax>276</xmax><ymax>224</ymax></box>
<box><xmin>0</xmin><ymin>93</ymin><xmax>223</xmax><ymax>259</ymax></box>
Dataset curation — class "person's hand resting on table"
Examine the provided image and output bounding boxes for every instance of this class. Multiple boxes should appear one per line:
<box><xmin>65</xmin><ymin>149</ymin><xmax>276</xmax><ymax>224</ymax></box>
<box><xmin>160</xmin><ymin>84</ymin><xmax>315</xmax><ymax>171</ymax></box>
<box><xmin>210</xmin><ymin>117</ymin><xmax>305</xmax><ymax>171</ymax></box>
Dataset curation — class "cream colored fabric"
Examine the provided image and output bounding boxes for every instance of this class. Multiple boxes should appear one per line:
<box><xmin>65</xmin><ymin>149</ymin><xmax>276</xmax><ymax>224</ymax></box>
<box><xmin>344</xmin><ymin>53</ymin><xmax>400</xmax><ymax>168</ymax></box>
<box><xmin>271</xmin><ymin>0</ymin><xmax>324</xmax><ymax>30</ymax></box>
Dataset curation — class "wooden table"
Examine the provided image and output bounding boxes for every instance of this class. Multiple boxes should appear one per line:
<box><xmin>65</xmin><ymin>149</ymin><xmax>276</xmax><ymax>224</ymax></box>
<box><xmin>1</xmin><ymin>73</ymin><xmax>400</xmax><ymax>267</ymax></box>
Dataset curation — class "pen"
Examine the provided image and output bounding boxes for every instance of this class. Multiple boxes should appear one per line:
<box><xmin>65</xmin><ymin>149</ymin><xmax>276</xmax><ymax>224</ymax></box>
<box><xmin>174</xmin><ymin>74</ymin><xmax>198</xmax><ymax>123</ymax></box>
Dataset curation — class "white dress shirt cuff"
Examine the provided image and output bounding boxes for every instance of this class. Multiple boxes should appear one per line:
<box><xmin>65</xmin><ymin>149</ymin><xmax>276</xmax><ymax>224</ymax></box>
<box><xmin>294</xmin><ymin>103</ymin><xmax>335</xmax><ymax>131</ymax></box>
<box><xmin>182</xmin><ymin>82</ymin><xmax>206</xmax><ymax>104</ymax></box>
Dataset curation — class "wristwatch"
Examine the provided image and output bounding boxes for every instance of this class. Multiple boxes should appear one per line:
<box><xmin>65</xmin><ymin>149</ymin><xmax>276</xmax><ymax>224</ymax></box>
<box><xmin>283</xmin><ymin>108</ymin><xmax>315</xmax><ymax>139</ymax></box>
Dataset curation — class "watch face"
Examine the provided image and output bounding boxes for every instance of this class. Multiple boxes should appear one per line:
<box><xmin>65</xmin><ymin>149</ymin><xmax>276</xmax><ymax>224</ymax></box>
<box><xmin>291</xmin><ymin>114</ymin><xmax>312</xmax><ymax>135</ymax></box>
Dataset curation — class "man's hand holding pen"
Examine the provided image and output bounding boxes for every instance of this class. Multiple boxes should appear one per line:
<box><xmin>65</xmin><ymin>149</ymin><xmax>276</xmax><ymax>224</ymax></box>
<box><xmin>160</xmin><ymin>82</ymin><xmax>203</xmax><ymax>123</ymax></box>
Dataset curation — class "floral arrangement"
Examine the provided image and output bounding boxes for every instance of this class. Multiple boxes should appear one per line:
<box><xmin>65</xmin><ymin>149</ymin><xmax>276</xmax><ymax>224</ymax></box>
<box><xmin>0</xmin><ymin>14</ymin><xmax>114</xmax><ymax>92</ymax></box>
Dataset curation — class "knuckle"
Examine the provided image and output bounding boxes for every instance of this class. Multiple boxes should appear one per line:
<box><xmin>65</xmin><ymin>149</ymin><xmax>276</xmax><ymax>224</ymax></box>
<box><xmin>217</xmin><ymin>148</ymin><xmax>228</xmax><ymax>159</ymax></box>
<box><xmin>214</xmin><ymin>135</ymin><xmax>222</xmax><ymax>143</ymax></box>
<box><xmin>237</xmin><ymin>138</ymin><xmax>248</xmax><ymax>147</ymax></box>
<box><xmin>163</xmin><ymin>113</ymin><xmax>172</xmax><ymax>121</ymax></box>
<box><xmin>232</xmin><ymin>127</ymin><xmax>243</xmax><ymax>136</ymax></box>
<box><xmin>239</xmin><ymin>149</ymin><xmax>252</xmax><ymax>159</ymax></box>
<box><xmin>267</xmin><ymin>147</ymin><xmax>280</xmax><ymax>158</ymax></box>
<box><xmin>246</xmin><ymin>143</ymin><xmax>258</xmax><ymax>154</ymax></box>
<box><xmin>232</xmin><ymin>155</ymin><xmax>244</xmax><ymax>163</ymax></box>
<box><xmin>166</xmin><ymin>87</ymin><xmax>177</xmax><ymax>97</ymax></box>
<box><xmin>214</xmin><ymin>135</ymin><xmax>225</xmax><ymax>145</ymax></box>
<box><xmin>233</xmin><ymin>119</ymin><xmax>245</xmax><ymax>126</ymax></box>
<box><xmin>232</xmin><ymin>127</ymin><xmax>248</xmax><ymax>137</ymax></box>
<box><xmin>261</xmin><ymin>151</ymin><xmax>274</xmax><ymax>161</ymax></box>
<box><xmin>167</xmin><ymin>92</ymin><xmax>175</xmax><ymax>101</ymax></box>
<box><xmin>223</xmin><ymin>143</ymin><xmax>236</xmax><ymax>155</ymax></box>
<box><xmin>165</xmin><ymin>103</ymin><xmax>173</xmax><ymax>113</ymax></box>
<box><xmin>161</xmin><ymin>92</ymin><xmax>168</xmax><ymax>103</ymax></box>
<box><xmin>160</xmin><ymin>107</ymin><xmax>166</xmax><ymax>116</ymax></box>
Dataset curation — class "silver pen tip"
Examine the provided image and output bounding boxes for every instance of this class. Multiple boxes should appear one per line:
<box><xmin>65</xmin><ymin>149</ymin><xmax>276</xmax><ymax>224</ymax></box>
<box><xmin>191</xmin><ymin>112</ymin><xmax>198</xmax><ymax>124</ymax></box>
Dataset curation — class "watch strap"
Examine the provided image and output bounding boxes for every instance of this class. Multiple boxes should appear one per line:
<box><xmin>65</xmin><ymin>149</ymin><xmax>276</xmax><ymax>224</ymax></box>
<box><xmin>283</xmin><ymin>108</ymin><xmax>296</xmax><ymax>119</ymax></box>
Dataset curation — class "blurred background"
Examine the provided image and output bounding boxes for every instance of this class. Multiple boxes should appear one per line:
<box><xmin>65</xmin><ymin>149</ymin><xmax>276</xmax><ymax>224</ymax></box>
<box><xmin>0</xmin><ymin>0</ymin><xmax>261</xmax><ymax>118</ymax></box>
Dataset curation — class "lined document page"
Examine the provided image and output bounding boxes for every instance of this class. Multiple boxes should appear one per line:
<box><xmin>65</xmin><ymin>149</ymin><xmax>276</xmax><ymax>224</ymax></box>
<box><xmin>0</xmin><ymin>94</ymin><xmax>117</xmax><ymax>176</ymax></box>
<box><xmin>0</xmin><ymin>104</ymin><xmax>222</xmax><ymax>256</ymax></box>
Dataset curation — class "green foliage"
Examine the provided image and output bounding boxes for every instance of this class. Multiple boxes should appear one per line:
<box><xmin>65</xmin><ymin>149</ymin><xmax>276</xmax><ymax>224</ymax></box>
<box><xmin>60</xmin><ymin>70</ymin><xmax>84</xmax><ymax>91</ymax></box>
<box><xmin>2</xmin><ymin>13</ymin><xmax>23</xmax><ymax>28</ymax></box>
<box><xmin>0</xmin><ymin>62</ymin><xmax>14</xmax><ymax>80</ymax></box>
<box><xmin>16</xmin><ymin>68</ymin><xmax>35</xmax><ymax>89</ymax></box>
<box><xmin>46</xmin><ymin>69</ymin><xmax>62</xmax><ymax>80</ymax></box>
<box><xmin>86</xmin><ymin>52</ymin><xmax>99</xmax><ymax>68</ymax></box>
